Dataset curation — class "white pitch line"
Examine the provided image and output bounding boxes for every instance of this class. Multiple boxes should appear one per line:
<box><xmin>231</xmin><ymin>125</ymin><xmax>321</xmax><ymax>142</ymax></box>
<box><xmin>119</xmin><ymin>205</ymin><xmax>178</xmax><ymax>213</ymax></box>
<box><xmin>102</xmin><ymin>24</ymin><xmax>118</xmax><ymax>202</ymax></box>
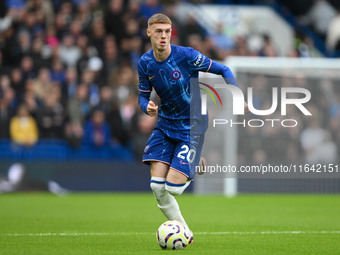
<box><xmin>2</xmin><ymin>231</ymin><xmax>340</xmax><ymax>237</ymax></box>
<box><xmin>195</xmin><ymin>231</ymin><xmax>340</xmax><ymax>235</ymax></box>
<box><xmin>2</xmin><ymin>232</ymin><xmax>152</xmax><ymax>237</ymax></box>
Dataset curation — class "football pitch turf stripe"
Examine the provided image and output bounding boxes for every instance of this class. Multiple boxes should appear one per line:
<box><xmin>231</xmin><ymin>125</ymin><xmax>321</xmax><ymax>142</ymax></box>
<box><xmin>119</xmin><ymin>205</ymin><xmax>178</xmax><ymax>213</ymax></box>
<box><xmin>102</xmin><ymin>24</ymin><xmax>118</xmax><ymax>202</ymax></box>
<box><xmin>3</xmin><ymin>230</ymin><xmax>340</xmax><ymax>237</ymax></box>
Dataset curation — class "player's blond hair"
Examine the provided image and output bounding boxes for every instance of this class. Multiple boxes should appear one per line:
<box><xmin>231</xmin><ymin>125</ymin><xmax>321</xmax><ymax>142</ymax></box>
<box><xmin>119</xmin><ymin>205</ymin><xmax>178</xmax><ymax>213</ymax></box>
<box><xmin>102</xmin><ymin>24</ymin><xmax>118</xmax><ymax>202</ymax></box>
<box><xmin>148</xmin><ymin>13</ymin><xmax>172</xmax><ymax>28</ymax></box>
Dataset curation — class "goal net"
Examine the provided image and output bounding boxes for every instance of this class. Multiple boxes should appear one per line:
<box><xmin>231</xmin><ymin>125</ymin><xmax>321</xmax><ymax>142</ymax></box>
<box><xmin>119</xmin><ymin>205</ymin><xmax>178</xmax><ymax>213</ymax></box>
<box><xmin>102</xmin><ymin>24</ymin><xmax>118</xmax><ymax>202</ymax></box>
<box><xmin>194</xmin><ymin>57</ymin><xmax>340</xmax><ymax>196</ymax></box>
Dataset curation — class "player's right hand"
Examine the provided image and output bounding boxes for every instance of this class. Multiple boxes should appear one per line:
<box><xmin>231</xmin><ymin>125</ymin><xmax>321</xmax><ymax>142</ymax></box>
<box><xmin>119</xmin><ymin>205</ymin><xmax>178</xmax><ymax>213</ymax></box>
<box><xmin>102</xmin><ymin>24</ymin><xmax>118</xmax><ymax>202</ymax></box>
<box><xmin>147</xmin><ymin>101</ymin><xmax>158</xmax><ymax>117</ymax></box>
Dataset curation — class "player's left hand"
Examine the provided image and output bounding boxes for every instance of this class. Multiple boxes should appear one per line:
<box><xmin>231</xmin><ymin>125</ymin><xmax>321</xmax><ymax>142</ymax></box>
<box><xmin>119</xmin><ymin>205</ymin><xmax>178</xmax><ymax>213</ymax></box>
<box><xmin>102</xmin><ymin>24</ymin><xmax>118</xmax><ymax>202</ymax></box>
<box><xmin>147</xmin><ymin>101</ymin><xmax>158</xmax><ymax>117</ymax></box>
<box><xmin>244</xmin><ymin>101</ymin><xmax>249</xmax><ymax>114</ymax></box>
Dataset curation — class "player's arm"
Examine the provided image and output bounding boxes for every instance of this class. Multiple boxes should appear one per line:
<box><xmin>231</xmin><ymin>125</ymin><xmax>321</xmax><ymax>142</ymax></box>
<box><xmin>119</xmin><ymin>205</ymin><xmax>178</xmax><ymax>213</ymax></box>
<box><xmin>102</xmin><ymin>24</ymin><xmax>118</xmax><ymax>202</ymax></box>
<box><xmin>139</xmin><ymin>92</ymin><xmax>159</xmax><ymax>117</ymax></box>
<box><xmin>207</xmin><ymin>61</ymin><xmax>249</xmax><ymax>113</ymax></box>
<box><xmin>188</xmin><ymin>49</ymin><xmax>249</xmax><ymax>113</ymax></box>
<box><xmin>138</xmin><ymin>60</ymin><xmax>158</xmax><ymax>117</ymax></box>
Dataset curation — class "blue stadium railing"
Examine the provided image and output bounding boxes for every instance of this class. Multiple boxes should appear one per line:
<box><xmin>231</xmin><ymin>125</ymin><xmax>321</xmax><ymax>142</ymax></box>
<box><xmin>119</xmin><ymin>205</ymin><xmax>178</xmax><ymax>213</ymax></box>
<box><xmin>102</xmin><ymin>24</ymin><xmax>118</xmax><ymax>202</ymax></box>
<box><xmin>0</xmin><ymin>139</ymin><xmax>134</xmax><ymax>161</ymax></box>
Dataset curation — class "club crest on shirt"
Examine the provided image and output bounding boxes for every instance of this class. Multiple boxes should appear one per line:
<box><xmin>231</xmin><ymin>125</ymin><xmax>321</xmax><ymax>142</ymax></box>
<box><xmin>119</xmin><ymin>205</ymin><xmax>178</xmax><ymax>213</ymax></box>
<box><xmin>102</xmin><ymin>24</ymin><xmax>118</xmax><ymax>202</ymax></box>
<box><xmin>171</xmin><ymin>70</ymin><xmax>181</xmax><ymax>80</ymax></box>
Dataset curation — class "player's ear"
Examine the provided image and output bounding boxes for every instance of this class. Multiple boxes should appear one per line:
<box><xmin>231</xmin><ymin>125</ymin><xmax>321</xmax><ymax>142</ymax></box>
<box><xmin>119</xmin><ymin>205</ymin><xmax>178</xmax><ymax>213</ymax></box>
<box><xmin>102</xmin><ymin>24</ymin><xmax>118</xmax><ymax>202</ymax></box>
<box><xmin>147</xmin><ymin>28</ymin><xmax>151</xmax><ymax>37</ymax></box>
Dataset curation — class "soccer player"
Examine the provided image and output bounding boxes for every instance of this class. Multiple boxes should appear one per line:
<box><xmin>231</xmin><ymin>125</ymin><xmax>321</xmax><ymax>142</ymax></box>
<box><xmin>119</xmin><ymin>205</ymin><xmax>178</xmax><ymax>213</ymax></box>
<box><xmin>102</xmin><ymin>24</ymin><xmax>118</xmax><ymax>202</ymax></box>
<box><xmin>138</xmin><ymin>13</ymin><xmax>248</xmax><ymax>243</ymax></box>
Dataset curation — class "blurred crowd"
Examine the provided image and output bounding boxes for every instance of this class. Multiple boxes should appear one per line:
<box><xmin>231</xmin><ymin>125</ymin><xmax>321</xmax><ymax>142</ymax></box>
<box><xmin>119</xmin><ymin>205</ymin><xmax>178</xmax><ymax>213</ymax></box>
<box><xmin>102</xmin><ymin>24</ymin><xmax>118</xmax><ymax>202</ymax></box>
<box><xmin>236</xmin><ymin>73</ymin><xmax>340</xmax><ymax>165</ymax></box>
<box><xmin>281</xmin><ymin>0</ymin><xmax>340</xmax><ymax>52</ymax></box>
<box><xmin>0</xmin><ymin>0</ymin><xmax>338</xmax><ymax>161</ymax></box>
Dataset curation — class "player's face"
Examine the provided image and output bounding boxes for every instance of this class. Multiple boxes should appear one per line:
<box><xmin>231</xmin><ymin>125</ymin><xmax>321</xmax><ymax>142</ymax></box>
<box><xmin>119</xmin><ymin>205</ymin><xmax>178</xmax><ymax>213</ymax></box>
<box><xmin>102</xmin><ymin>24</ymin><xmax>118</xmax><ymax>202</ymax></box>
<box><xmin>147</xmin><ymin>23</ymin><xmax>172</xmax><ymax>51</ymax></box>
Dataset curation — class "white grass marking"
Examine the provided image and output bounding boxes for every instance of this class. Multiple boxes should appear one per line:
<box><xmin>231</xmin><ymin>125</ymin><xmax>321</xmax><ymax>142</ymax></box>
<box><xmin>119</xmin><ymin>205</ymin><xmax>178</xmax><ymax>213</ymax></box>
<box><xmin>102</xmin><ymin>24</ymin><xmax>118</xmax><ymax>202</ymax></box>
<box><xmin>2</xmin><ymin>231</ymin><xmax>340</xmax><ymax>237</ymax></box>
<box><xmin>196</xmin><ymin>231</ymin><xmax>340</xmax><ymax>235</ymax></box>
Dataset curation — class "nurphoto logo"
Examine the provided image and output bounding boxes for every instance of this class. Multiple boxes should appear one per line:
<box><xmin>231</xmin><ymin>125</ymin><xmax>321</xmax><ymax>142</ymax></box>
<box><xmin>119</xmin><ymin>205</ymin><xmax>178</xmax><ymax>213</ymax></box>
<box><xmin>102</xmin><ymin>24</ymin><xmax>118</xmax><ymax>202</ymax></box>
<box><xmin>200</xmin><ymin>83</ymin><xmax>312</xmax><ymax>128</ymax></box>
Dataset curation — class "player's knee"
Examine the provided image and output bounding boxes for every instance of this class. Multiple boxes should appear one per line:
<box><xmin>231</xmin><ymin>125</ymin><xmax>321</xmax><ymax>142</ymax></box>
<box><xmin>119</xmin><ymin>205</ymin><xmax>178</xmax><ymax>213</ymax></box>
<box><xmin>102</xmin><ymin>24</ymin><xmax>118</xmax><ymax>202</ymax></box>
<box><xmin>165</xmin><ymin>181</ymin><xmax>186</xmax><ymax>196</ymax></box>
<box><xmin>150</xmin><ymin>177</ymin><xmax>166</xmax><ymax>198</ymax></box>
<box><xmin>150</xmin><ymin>181</ymin><xmax>164</xmax><ymax>192</ymax></box>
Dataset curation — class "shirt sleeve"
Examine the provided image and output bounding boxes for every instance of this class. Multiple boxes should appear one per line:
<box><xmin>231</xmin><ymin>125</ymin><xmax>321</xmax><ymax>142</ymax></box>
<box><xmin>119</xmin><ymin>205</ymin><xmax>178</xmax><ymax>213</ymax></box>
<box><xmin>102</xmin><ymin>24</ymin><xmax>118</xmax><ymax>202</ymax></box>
<box><xmin>187</xmin><ymin>48</ymin><xmax>212</xmax><ymax>72</ymax></box>
<box><xmin>208</xmin><ymin>61</ymin><xmax>238</xmax><ymax>87</ymax></box>
<box><xmin>138</xmin><ymin>60</ymin><xmax>151</xmax><ymax>114</ymax></box>
<box><xmin>187</xmin><ymin>48</ymin><xmax>238</xmax><ymax>87</ymax></box>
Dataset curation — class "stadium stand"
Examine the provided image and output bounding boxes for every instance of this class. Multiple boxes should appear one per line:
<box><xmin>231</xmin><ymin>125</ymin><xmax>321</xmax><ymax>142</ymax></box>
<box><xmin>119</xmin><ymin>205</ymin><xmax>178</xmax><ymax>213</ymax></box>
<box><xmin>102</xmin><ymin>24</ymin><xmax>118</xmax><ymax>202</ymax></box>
<box><xmin>0</xmin><ymin>0</ymin><xmax>339</xmax><ymax>164</ymax></box>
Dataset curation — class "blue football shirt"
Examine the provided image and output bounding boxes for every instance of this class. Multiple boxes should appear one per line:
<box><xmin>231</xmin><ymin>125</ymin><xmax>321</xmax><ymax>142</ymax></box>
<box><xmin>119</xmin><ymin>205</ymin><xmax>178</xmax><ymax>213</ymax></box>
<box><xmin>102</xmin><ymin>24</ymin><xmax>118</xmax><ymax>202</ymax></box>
<box><xmin>138</xmin><ymin>44</ymin><xmax>237</xmax><ymax>141</ymax></box>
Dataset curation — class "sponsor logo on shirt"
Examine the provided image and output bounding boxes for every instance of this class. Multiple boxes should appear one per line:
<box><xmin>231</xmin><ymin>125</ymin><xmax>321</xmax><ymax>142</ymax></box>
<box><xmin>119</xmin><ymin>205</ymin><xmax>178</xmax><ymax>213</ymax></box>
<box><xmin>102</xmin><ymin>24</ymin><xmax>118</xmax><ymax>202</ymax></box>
<box><xmin>194</xmin><ymin>53</ymin><xmax>205</xmax><ymax>67</ymax></box>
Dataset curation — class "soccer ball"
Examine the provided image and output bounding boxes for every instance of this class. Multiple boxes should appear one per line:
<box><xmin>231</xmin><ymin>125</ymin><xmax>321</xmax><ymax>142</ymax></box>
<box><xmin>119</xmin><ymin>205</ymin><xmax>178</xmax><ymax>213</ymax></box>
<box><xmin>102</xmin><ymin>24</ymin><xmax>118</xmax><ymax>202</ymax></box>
<box><xmin>156</xmin><ymin>220</ymin><xmax>190</xmax><ymax>250</ymax></box>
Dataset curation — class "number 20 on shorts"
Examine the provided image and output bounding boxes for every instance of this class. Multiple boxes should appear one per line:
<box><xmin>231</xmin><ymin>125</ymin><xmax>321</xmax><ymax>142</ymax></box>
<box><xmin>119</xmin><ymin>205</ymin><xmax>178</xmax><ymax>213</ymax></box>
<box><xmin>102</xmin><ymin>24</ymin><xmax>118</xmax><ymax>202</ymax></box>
<box><xmin>177</xmin><ymin>145</ymin><xmax>196</xmax><ymax>163</ymax></box>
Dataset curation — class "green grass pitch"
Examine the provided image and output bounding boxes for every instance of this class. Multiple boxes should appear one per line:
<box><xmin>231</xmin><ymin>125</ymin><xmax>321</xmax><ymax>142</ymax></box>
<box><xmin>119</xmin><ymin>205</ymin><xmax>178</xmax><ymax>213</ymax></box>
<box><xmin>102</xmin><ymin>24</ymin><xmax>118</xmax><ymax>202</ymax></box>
<box><xmin>0</xmin><ymin>193</ymin><xmax>339</xmax><ymax>254</ymax></box>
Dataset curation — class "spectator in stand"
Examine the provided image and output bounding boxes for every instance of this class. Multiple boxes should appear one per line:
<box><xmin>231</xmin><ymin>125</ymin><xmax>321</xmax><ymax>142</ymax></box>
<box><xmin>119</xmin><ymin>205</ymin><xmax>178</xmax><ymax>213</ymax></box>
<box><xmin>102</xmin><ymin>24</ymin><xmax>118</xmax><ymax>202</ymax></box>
<box><xmin>233</xmin><ymin>36</ymin><xmax>255</xmax><ymax>56</ymax></box>
<box><xmin>54</xmin><ymin>13</ymin><xmax>69</xmax><ymax>40</ymax></box>
<box><xmin>13</xmin><ymin>30</ymin><xmax>31</xmax><ymax>64</ymax></box>
<box><xmin>31</xmin><ymin>37</ymin><xmax>52</xmax><ymax>73</ymax></box>
<box><xmin>67</xmin><ymin>83</ymin><xmax>90</xmax><ymax>126</ymax></box>
<box><xmin>50</xmin><ymin>58</ymin><xmax>66</xmax><ymax>83</ymax></box>
<box><xmin>81</xmin><ymin>68</ymin><xmax>100</xmax><ymax>107</ymax></box>
<box><xmin>140</xmin><ymin>0</ymin><xmax>162</xmax><ymax>20</ymax></box>
<box><xmin>300</xmin><ymin>0</ymin><xmax>336</xmax><ymax>40</ymax></box>
<box><xmin>90</xmin><ymin>17</ymin><xmax>106</xmax><ymax>59</ymax></box>
<box><xmin>300</xmin><ymin>117</ymin><xmax>326</xmax><ymax>163</ymax></box>
<box><xmin>210</xmin><ymin>22</ymin><xmax>235</xmax><ymax>52</ymax></box>
<box><xmin>9</xmin><ymin>104</ymin><xmax>39</xmax><ymax>147</ymax></box>
<box><xmin>258</xmin><ymin>34</ymin><xmax>277</xmax><ymax>57</ymax></box>
<box><xmin>120</xmin><ymin>18</ymin><xmax>143</xmax><ymax>68</ymax></box>
<box><xmin>62</xmin><ymin>68</ymin><xmax>78</xmax><ymax>102</ymax></box>
<box><xmin>65</xmin><ymin>83</ymin><xmax>89</xmax><ymax>147</ymax></box>
<box><xmin>180</xmin><ymin>15</ymin><xmax>205</xmax><ymax>46</ymax></box>
<box><xmin>107</xmin><ymin>99</ymin><xmax>128</xmax><ymax>146</ymax></box>
<box><xmin>37</xmin><ymin>91</ymin><xmax>64</xmax><ymax>139</ymax></box>
<box><xmin>69</xmin><ymin>20</ymin><xmax>83</xmax><ymax>40</ymax></box>
<box><xmin>18</xmin><ymin>10</ymin><xmax>37</xmax><ymax>40</ymax></box>
<box><xmin>10</xmin><ymin>68</ymin><xmax>24</xmax><ymax>101</ymax></box>
<box><xmin>103</xmin><ymin>35</ymin><xmax>118</xmax><ymax>83</ymax></box>
<box><xmin>32</xmin><ymin>68</ymin><xmax>53</xmax><ymax>101</ymax></box>
<box><xmin>326</xmin><ymin>7</ymin><xmax>340</xmax><ymax>51</ymax></box>
<box><xmin>104</xmin><ymin>0</ymin><xmax>126</xmax><ymax>49</ymax></box>
<box><xmin>125</xmin><ymin>0</ymin><xmax>141</xmax><ymax>21</ymax></box>
<box><xmin>88</xmin><ymin>0</ymin><xmax>105</xmax><ymax>19</ymax></box>
<box><xmin>1</xmin><ymin>75</ymin><xmax>17</xmax><ymax>105</ymax></box>
<box><xmin>73</xmin><ymin>0</ymin><xmax>92</xmax><ymax>33</ymax></box>
<box><xmin>83</xmin><ymin>108</ymin><xmax>111</xmax><ymax>148</ymax></box>
<box><xmin>20</xmin><ymin>55</ymin><xmax>36</xmax><ymax>81</ymax></box>
<box><xmin>186</xmin><ymin>34</ymin><xmax>205</xmax><ymax>53</ymax></box>
<box><xmin>294</xmin><ymin>35</ymin><xmax>321</xmax><ymax>57</ymax></box>
<box><xmin>76</xmin><ymin>34</ymin><xmax>98</xmax><ymax>74</ymax></box>
<box><xmin>23</xmin><ymin>80</ymin><xmax>41</xmax><ymax>118</ymax></box>
<box><xmin>0</xmin><ymin>76</ymin><xmax>16</xmax><ymax>138</ymax></box>
<box><xmin>0</xmin><ymin>98</ymin><xmax>14</xmax><ymax>139</ymax></box>
<box><xmin>0</xmin><ymin>51</ymin><xmax>7</xmax><ymax>77</ymax></box>
<box><xmin>46</xmin><ymin>26</ymin><xmax>59</xmax><ymax>49</ymax></box>
<box><xmin>203</xmin><ymin>37</ymin><xmax>220</xmax><ymax>60</ymax></box>
<box><xmin>58</xmin><ymin>34</ymin><xmax>82</xmax><ymax>68</ymax></box>
<box><xmin>110</xmin><ymin>66</ymin><xmax>137</xmax><ymax>121</ymax></box>
<box><xmin>26</xmin><ymin>0</ymin><xmax>55</xmax><ymax>29</ymax></box>
<box><xmin>97</xmin><ymin>86</ymin><xmax>113</xmax><ymax>115</ymax></box>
